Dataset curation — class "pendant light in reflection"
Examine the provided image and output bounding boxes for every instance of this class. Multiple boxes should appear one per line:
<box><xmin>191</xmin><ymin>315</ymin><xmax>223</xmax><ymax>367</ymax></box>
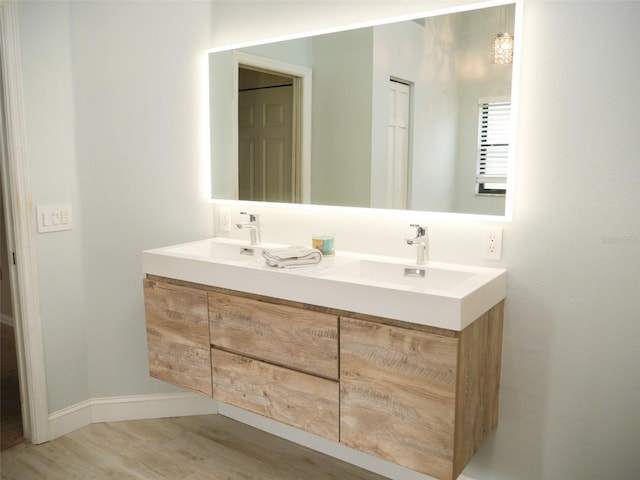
<box><xmin>491</xmin><ymin>6</ymin><xmax>514</xmax><ymax>65</ymax></box>
<box><xmin>491</xmin><ymin>32</ymin><xmax>514</xmax><ymax>64</ymax></box>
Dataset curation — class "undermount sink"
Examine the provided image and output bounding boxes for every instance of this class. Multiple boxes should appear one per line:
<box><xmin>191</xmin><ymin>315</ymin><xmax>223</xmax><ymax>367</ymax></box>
<box><xmin>322</xmin><ymin>259</ymin><xmax>476</xmax><ymax>292</ymax></box>
<box><xmin>143</xmin><ymin>237</ymin><xmax>507</xmax><ymax>331</ymax></box>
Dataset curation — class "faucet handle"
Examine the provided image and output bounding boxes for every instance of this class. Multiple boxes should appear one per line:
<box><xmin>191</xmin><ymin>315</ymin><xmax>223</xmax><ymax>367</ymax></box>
<box><xmin>240</xmin><ymin>211</ymin><xmax>259</xmax><ymax>222</ymax></box>
<box><xmin>410</xmin><ymin>224</ymin><xmax>426</xmax><ymax>236</ymax></box>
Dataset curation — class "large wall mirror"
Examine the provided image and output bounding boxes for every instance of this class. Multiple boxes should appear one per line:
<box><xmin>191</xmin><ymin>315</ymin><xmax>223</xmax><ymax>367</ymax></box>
<box><xmin>209</xmin><ymin>1</ymin><xmax>519</xmax><ymax>217</ymax></box>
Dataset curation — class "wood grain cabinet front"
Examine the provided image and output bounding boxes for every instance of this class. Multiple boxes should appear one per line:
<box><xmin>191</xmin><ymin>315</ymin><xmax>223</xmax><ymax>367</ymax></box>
<box><xmin>211</xmin><ymin>348</ymin><xmax>339</xmax><ymax>441</ymax></box>
<box><xmin>340</xmin><ymin>302</ymin><xmax>504</xmax><ymax>480</ymax></box>
<box><xmin>208</xmin><ymin>291</ymin><xmax>340</xmax><ymax>441</ymax></box>
<box><xmin>143</xmin><ymin>279</ymin><xmax>212</xmax><ymax>397</ymax></box>
<box><xmin>208</xmin><ymin>292</ymin><xmax>339</xmax><ymax>380</ymax></box>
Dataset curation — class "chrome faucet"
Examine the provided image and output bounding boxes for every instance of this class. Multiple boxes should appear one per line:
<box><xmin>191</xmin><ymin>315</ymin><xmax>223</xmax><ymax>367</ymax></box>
<box><xmin>236</xmin><ymin>212</ymin><xmax>261</xmax><ymax>245</ymax></box>
<box><xmin>406</xmin><ymin>224</ymin><xmax>428</xmax><ymax>265</ymax></box>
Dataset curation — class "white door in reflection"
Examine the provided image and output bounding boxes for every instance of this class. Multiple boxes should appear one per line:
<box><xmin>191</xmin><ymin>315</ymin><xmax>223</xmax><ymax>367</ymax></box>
<box><xmin>387</xmin><ymin>79</ymin><xmax>411</xmax><ymax>209</ymax></box>
<box><xmin>238</xmin><ymin>67</ymin><xmax>295</xmax><ymax>203</ymax></box>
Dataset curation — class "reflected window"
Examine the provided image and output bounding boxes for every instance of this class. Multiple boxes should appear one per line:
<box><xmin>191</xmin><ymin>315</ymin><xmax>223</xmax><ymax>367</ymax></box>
<box><xmin>476</xmin><ymin>97</ymin><xmax>511</xmax><ymax>195</ymax></box>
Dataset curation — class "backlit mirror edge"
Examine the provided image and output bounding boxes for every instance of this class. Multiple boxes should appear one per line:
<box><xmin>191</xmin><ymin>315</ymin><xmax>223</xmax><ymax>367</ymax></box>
<box><xmin>504</xmin><ymin>0</ymin><xmax>524</xmax><ymax>222</ymax></box>
<box><xmin>206</xmin><ymin>0</ymin><xmax>523</xmax><ymax>223</ymax></box>
<box><xmin>206</xmin><ymin>0</ymin><xmax>515</xmax><ymax>55</ymax></box>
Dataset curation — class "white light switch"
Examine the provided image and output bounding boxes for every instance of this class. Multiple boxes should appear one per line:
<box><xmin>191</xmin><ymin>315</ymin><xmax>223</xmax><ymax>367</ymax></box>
<box><xmin>37</xmin><ymin>204</ymin><xmax>73</xmax><ymax>233</ymax></box>
<box><xmin>42</xmin><ymin>211</ymin><xmax>52</xmax><ymax>227</ymax></box>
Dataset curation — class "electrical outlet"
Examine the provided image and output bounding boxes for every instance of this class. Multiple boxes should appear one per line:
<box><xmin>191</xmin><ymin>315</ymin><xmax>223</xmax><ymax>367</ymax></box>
<box><xmin>482</xmin><ymin>227</ymin><xmax>503</xmax><ymax>260</ymax></box>
<box><xmin>219</xmin><ymin>206</ymin><xmax>231</xmax><ymax>232</ymax></box>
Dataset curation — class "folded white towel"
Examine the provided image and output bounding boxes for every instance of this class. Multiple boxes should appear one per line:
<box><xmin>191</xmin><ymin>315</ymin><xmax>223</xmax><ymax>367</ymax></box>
<box><xmin>262</xmin><ymin>246</ymin><xmax>323</xmax><ymax>268</ymax></box>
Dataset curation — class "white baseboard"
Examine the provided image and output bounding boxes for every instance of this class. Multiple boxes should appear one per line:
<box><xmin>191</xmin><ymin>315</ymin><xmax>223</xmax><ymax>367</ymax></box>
<box><xmin>1</xmin><ymin>313</ymin><xmax>14</xmax><ymax>327</ymax></box>
<box><xmin>48</xmin><ymin>392</ymin><xmax>218</xmax><ymax>440</ymax></box>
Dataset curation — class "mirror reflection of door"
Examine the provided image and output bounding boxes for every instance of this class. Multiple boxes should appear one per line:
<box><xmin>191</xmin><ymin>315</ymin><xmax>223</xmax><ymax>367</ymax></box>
<box><xmin>387</xmin><ymin>79</ymin><xmax>411</xmax><ymax>209</ymax></box>
<box><xmin>238</xmin><ymin>67</ymin><xmax>298</xmax><ymax>203</ymax></box>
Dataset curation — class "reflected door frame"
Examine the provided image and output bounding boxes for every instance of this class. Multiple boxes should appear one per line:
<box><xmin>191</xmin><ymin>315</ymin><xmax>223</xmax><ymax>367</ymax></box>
<box><xmin>231</xmin><ymin>51</ymin><xmax>312</xmax><ymax>203</ymax></box>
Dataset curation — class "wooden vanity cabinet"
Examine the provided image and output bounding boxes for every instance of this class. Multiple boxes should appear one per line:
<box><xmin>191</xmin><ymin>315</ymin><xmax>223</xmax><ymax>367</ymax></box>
<box><xmin>340</xmin><ymin>302</ymin><xmax>504</xmax><ymax>480</ymax></box>
<box><xmin>143</xmin><ymin>275</ymin><xmax>503</xmax><ymax>480</ymax></box>
<box><xmin>143</xmin><ymin>279</ymin><xmax>212</xmax><ymax>397</ymax></box>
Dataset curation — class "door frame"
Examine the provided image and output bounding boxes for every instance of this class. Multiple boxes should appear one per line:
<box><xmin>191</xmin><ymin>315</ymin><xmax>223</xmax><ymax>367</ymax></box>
<box><xmin>231</xmin><ymin>51</ymin><xmax>312</xmax><ymax>203</ymax></box>
<box><xmin>0</xmin><ymin>0</ymin><xmax>50</xmax><ymax>444</ymax></box>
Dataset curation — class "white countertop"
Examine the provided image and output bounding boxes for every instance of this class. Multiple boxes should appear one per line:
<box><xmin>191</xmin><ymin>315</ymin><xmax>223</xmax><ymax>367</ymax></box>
<box><xmin>143</xmin><ymin>237</ymin><xmax>507</xmax><ymax>331</ymax></box>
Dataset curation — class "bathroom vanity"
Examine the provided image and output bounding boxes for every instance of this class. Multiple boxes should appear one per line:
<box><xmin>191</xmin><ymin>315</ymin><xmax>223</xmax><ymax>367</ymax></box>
<box><xmin>142</xmin><ymin>238</ymin><xmax>506</xmax><ymax>480</ymax></box>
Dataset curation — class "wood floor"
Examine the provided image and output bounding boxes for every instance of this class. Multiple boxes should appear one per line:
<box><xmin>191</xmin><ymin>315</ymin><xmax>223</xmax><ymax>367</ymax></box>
<box><xmin>0</xmin><ymin>415</ymin><xmax>389</xmax><ymax>480</ymax></box>
<box><xmin>0</xmin><ymin>323</ymin><xmax>24</xmax><ymax>451</ymax></box>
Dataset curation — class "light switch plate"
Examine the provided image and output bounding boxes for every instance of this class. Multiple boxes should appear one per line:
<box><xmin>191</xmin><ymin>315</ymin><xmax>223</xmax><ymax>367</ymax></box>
<box><xmin>36</xmin><ymin>204</ymin><xmax>73</xmax><ymax>233</ymax></box>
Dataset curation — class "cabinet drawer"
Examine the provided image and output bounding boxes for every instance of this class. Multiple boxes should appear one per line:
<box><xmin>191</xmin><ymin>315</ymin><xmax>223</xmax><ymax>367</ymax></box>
<box><xmin>144</xmin><ymin>280</ymin><xmax>212</xmax><ymax>396</ymax></box>
<box><xmin>212</xmin><ymin>348</ymin><xmax>339</xmax><ymax>441</ymax></box>
<box><xmin>340</xmin><ymin>317</ymin><xmax>459</xmax><ymax>480</ymax></box>
<box><xmin>209</xmin><ymin>292</ymin><xmax>338</xmax><ymax>379</ymax></box>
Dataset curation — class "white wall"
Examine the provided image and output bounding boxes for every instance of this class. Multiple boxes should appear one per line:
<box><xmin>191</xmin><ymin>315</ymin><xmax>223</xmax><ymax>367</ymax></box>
<box><xmin>209</xmin><ymin>49</ymin><xmax>237</xmax><ymax>200</ymax></box>
<box><xmin>16</xmin><ymin>0</ymin><xmax>640</xmax><ymax>479</ymax></box>
<box><xmin>18</xmin><ymin>0</ymin><xmax>214</xmax><ymax>411</ymax></box>
<box><xmin>19</xmin><ymin>0</ymin><xmax>89</xmax><ymax>411</ymax></box>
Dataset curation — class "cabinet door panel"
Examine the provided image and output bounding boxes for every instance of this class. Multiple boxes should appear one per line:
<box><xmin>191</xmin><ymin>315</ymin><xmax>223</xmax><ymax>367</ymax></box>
<box><xmin>144</xmin><ymin>280</ymin><xmax>212</xmax><ymax>396</ymax></box>
<box><xmin>212</xmin><ymin>348</ymin><xmax>339</xmax><ymax>441</ymax></box>
<box><xmin>209</xmin><ymin>292</ymin><xmax>338</xmax><ymax>379</ymax></box>
<box><xmin>340</xmin><ymin>317</ymin><xmax>458</xmax><ymax>480</ymax></box>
